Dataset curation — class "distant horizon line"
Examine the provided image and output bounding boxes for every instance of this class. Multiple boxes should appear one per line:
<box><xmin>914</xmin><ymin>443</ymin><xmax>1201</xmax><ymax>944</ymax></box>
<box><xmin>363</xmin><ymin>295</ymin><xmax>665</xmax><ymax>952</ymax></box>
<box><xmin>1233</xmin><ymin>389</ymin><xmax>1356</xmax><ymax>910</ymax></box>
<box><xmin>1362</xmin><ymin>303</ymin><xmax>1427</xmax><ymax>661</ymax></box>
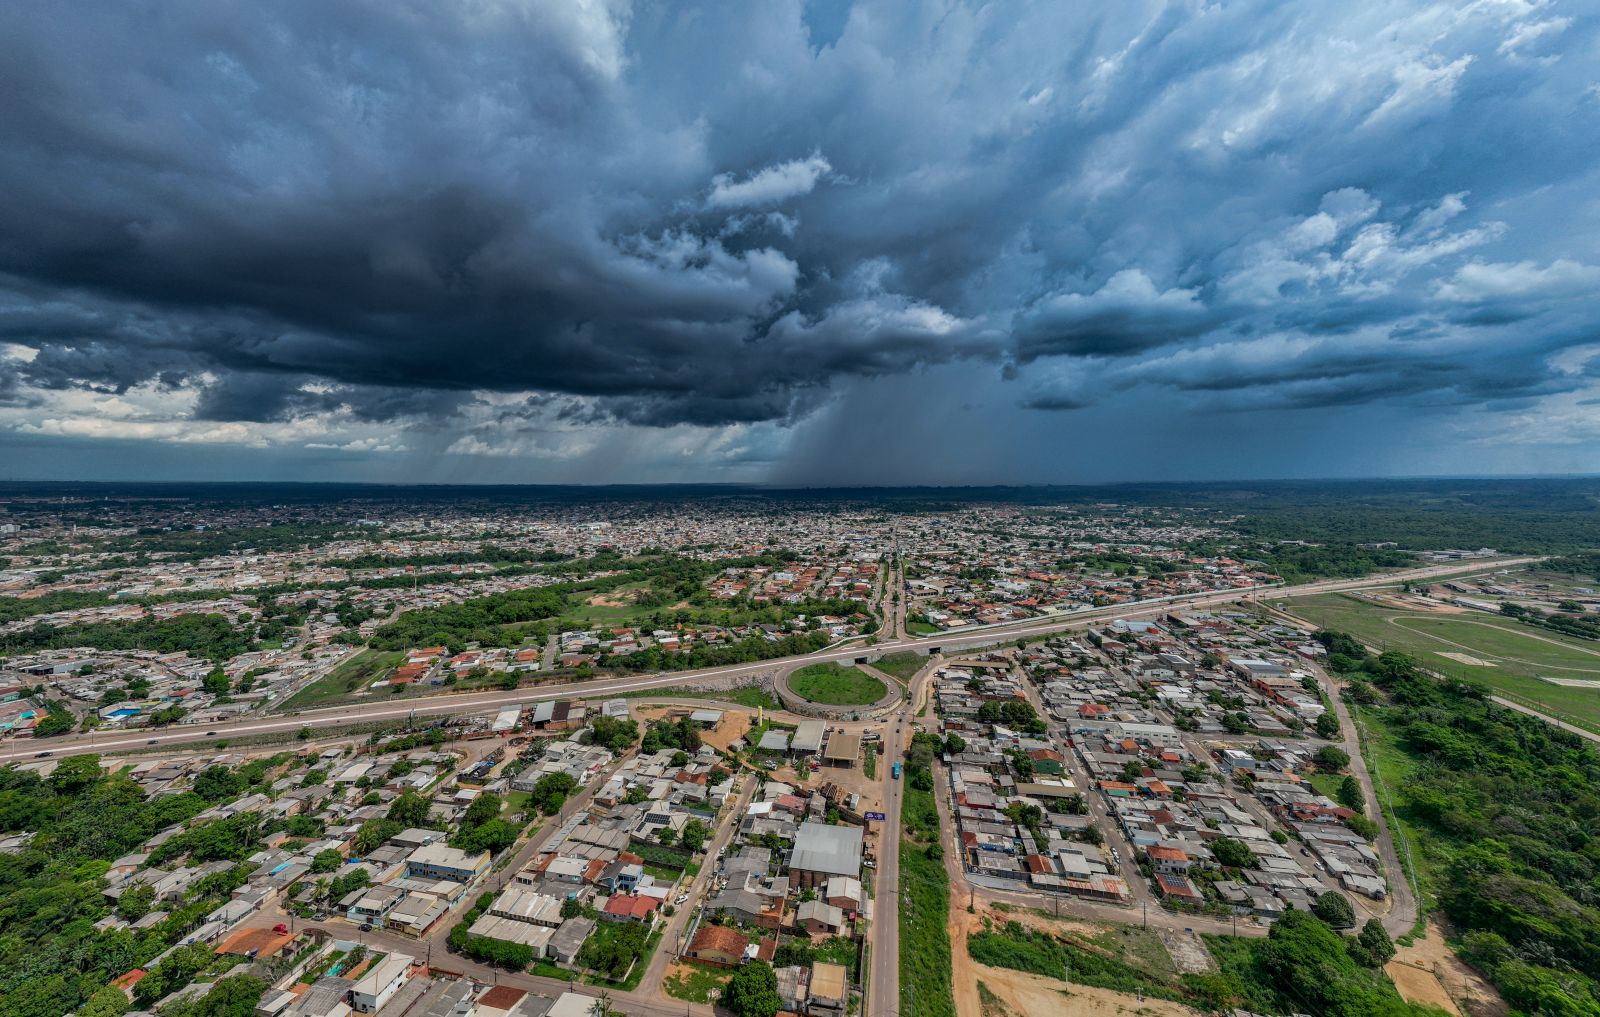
<box><xmin>1</xmin><ymin>473</ymin><xmax>1598</xmax><ymax>491</ymax></box>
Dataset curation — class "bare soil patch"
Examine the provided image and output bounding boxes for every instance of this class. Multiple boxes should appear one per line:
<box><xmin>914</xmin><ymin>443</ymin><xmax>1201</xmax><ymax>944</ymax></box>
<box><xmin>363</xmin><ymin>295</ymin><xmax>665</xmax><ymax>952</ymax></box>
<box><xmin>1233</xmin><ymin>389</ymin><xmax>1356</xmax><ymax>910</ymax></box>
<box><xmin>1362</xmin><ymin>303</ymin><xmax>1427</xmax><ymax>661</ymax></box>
<box><xmin>964</xmin><ymin>963</ymin><xmax>1203</xmax><ymax>1017</ymax></box>
<box><xmin>1390</xmin><ymin>921</ymin><xmax>1506</xmax><ymax>1017</ymax></box>
<box><xmin>1439</xmin><ymin>652</ymin><xmax>1496</xmax><ymax>667</ymax></box>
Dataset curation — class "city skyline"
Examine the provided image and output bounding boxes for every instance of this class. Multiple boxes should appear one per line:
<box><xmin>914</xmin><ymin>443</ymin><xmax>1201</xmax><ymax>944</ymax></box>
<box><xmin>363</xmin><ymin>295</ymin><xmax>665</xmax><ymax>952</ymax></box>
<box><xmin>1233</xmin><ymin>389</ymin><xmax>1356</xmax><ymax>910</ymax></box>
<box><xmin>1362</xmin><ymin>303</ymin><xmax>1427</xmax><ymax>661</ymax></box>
<box><xmin>1</xmin><ymin>2</ymin><xmax>1598</xmax><ymax>484</ymax></box>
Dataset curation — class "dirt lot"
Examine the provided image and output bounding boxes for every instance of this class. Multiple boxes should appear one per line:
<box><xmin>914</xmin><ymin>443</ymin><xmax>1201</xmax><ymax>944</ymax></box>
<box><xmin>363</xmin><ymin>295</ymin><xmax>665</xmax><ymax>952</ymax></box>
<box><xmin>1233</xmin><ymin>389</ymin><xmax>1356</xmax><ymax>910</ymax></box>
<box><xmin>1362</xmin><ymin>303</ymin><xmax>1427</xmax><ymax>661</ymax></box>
<box><xmin>1389</xmin><ymin>921</ymin><xmax>1506</xmax><ymax>1017</ymax></box>
<box><xmin>635</xmin><ymin>705</ymin><xmax>752</xmax><ymax>753</ymax></box>
<box><xmin>967</xmin><ymin>964</ymin><xmax>1203</xmax><ymax>1017</ymax></box>
<box><xmin>949</xmin><ymin>904</ymin><xmax>1201</xmax><ymax>1017</ymax></box>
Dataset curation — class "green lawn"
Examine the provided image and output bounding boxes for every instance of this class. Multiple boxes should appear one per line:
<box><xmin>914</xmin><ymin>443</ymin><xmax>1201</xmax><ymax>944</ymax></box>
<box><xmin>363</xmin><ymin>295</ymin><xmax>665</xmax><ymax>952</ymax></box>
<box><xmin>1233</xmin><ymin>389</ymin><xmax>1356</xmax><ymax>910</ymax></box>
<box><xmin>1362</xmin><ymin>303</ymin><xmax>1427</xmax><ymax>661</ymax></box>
<box><xmin>789</xmin><ymin>663</ymin><xmax>887</xmax><ymax>706</ymax></box>
<box><xmin>1305</xmin><ymin>771</ymin><xmax>1344</xmax><ymax>801</ymax></box>
<box><xmin>281</xmin><ymin>649</ymin><xmax>404</xmax><ymax>710</ymax></box>
<box><xmin>872</xmin><ymin>652</ymin><xmax>926</xmax><ymax>682</ymax></box>
<box><xmin>908</xmin><ymin>621</ymin><xmax>940</xmax><ymax>635</ymax></box>
<box><xmin>1283</xmin><ymin>593</ymin><xmax>1600</xmax><ymax>732</ymax></box>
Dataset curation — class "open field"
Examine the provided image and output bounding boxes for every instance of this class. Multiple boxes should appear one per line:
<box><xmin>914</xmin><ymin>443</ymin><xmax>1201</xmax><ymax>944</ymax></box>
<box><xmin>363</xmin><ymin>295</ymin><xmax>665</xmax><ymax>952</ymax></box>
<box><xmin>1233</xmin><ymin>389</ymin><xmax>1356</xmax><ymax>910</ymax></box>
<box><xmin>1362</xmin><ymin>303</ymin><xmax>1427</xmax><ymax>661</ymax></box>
<box><xmin>788</xmin><ymin>662</ymin><xmax>888</xmax><ymax>705</ymax></box>
<box><xmin>1282</xmin><ymin>593</ymin><xmax>1600</xmax><ymax>732</ymax></box>
<box><xmin>280</xmin><ymin>649</ymin><xmax>403</xmax><ymax>710</ymax></box>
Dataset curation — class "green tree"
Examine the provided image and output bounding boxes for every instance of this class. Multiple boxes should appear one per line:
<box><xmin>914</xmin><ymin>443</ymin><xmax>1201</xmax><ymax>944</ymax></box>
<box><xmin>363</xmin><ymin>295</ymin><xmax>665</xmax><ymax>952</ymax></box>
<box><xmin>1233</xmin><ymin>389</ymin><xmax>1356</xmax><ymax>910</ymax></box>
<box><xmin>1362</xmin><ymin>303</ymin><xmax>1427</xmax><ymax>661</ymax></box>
<box><xmin>1350</xmin><ymin>919</ymin><xmax>1396</xmax><ymax>968</ymax></box>
<box><xmin>1311</xmin><ymin>890</ymin><xmax>1356</xmax><ymax>929</ymax></box>
<box><xmin>1314</xmin><ymin>746</ymin><xmax>1351</xmax><ymax>771</ymax></box>
<box><xmin>462</xmin><ymin>792</ymin><xmax>502</xmax><ymax>829</ymax></box>
<box><xmin>386</xmin><ymin>790</ymin><xmax>431</xmax><ymax>828</ymax></box>
<box><xmin>1212</xmin><ymin>837</ymin><xmax>1259</xmax><ymax>869</ymax></box>
<box><xmin>1338</xmin><ymin>776</ymin><xmax>1365</xmax><ymax>813</ymax></box>
<box><xmin>201</xmin><ymin>668</ymin><xmax>231</xmax><ymax>696</ymax></box>
<box><xmin>311</xmin><ymin>849</ymin><xmax>343</xmax><ymax>874</ymax></box>
<box><xmin>353</xmin><ymin>817</ymin><xmax>402</xmax><ymax>854</ymax></box>
<box><xmin>723</xmin><ymin>959</ymin><xmax>784</xmax><ymax>1017</ymax></box>
<box><xmin>587</xmin><ymin>715</ymin><xmax>639</xmax><ymax>753</ymax></box>
<box><xmin>1315</xmin><ymin>712</ymin><xmax>1341</xmax><ymax>739</ymax></box>
<box><xmin>48</xmin><ymin>754</ymin><xmax>103</xmax><ymax>795</ymax></box>
<box><xmin>118</xmin><ymin>881</ymin><xmax>156</xmax><ymax>921</ymax></box>
<box><xmin>680</xmin><ymin>818</ymin><xmax>710</xmax><ymax>852</ymax></box>
<box><xmin>327</xmin><ymin>868</ymin><xmax>370</xmax><ymax>901</ymax></box>
<box><xmin>78</xmin><ymin>986</ymin><xmax>129</xmax><ymax>1017</ymax></box>
<box><xmin>193</xmin><ymin>765</ymin><xmax>247</xmax><ymax>803</ymax></box>
<box><xmin>529</xmin><ymin>772</ymin><xmax>578</xmax><ymax>815</ymax></box>
<box><xmin>33</xmin><ymin>710</ymin><xmax>75</xmax><ymax>737</ymax></box>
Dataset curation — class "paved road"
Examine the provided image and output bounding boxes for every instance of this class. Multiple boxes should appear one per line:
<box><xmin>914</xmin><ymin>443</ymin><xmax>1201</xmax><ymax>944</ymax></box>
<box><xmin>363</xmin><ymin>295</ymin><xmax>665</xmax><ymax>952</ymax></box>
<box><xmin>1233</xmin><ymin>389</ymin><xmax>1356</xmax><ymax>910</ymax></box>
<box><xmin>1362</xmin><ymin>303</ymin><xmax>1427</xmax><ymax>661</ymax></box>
<box><xmin>5</xmin><ymin>558</ymin><xmax>1534</xmax><ymax>764</ymax></box>
<box><xmin>636</xmin><ymin>775</ymin><xmax>756</xmax><ymax>999</ymax></box>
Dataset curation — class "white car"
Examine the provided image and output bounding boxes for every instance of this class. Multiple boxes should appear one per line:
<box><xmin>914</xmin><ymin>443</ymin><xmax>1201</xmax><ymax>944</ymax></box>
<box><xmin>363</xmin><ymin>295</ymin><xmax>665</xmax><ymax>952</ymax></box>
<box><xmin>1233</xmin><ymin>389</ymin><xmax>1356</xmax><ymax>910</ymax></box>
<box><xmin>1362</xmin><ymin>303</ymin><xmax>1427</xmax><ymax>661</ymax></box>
<box><xmin>675</xmin><ymin>893</ymin><xmax>690</xmax><ymax>906</ymax></box>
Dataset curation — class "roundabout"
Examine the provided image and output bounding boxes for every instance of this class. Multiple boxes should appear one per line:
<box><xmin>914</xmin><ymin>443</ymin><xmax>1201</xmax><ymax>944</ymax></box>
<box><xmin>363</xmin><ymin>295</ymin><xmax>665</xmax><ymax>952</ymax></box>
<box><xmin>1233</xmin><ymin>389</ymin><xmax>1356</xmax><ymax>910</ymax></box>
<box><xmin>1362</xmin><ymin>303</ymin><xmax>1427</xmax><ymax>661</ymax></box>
<box><xmin>776</xmin><ymin>660</ymin><xmax>903</xmax><ymax>716</ymax></box>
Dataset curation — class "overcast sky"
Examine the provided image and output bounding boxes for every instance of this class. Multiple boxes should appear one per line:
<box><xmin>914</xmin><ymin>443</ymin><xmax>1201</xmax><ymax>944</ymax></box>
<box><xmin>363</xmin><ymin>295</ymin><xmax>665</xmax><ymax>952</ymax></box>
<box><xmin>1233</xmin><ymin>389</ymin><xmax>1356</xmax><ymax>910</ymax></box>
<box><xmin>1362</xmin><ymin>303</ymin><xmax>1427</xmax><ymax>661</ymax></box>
<box><xmin>2</xmin><ymin>1</ymin><xmax>1598</xmax><ymax>485</ymax></box>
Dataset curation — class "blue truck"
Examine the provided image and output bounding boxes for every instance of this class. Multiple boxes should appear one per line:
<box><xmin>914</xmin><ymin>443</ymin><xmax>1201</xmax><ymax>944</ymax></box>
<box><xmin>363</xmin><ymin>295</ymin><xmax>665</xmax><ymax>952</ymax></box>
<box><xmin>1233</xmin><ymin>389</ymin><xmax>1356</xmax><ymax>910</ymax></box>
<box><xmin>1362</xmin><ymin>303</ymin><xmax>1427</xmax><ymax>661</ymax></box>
<box><xmin>891</xmin><ymin>761</ymin><xmax>902</xmax><ymax>780</ymax></box>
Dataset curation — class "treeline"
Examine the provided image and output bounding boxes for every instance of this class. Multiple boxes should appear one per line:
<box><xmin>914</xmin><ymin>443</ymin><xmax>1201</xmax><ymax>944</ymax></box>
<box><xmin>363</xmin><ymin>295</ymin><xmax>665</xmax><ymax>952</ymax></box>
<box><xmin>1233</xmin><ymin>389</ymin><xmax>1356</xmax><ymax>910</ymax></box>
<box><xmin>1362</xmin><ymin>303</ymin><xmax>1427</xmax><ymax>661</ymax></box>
<box><xmin>0</xmin><ymin>613</ymin><xmax>251</xmax><ymax>661</ymax></box>
<box><xmin>1250</xmin><ymin>544</ymin><xmax>1417</xmax><ymax>583</ymax></box>
<box><xmin>1319</xmin><ymin>631</ymin><xmax>1600</xmax><ymax>1017</ymax></box>
<box><xmin>1500</xmin><ymin>602</ymin><xmax>1600</xmax><ymax>642</ymax></box>
<box><xmin>1233</xmin><ymin>498</ymin><xmax>1600</xmax><ymax>554</ymax></box>
<box><xmin>1536</xmin><ymin>552</ymin><xmax>1600</xmax><ymax>580</ymax></box>
<box><xmin>324</xmin><ymin>545</ymin><xmax>566</xmax><ymax>569</ymax></box>
<box><xmin>100</xmin><ymin>523</ymin><xmax>377</xmax><ymax>560</ymax></box>
<box><xmin>0</xmin><ymin>588</ymin><xmax>242</xmax><ymax>626</ymax></box>
<box><xmin>600</xmin><ymin>630</ymin><xmax>836</xmax><ymax>673</ymax></box>
<box><xmin>369</xmin><ymin>587</ymin><xmax>568</xmax><ymax>651</ymax></box>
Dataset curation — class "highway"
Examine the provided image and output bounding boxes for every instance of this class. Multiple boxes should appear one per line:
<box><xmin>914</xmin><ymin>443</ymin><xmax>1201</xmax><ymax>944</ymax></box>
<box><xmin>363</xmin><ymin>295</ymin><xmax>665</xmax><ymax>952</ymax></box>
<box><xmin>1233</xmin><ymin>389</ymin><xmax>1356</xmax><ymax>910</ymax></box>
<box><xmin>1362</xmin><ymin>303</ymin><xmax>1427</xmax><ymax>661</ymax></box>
<box><xmin>2</xmin><ymin>556</ymin><xmax>1539</xmax><ymax>763</ymax></box>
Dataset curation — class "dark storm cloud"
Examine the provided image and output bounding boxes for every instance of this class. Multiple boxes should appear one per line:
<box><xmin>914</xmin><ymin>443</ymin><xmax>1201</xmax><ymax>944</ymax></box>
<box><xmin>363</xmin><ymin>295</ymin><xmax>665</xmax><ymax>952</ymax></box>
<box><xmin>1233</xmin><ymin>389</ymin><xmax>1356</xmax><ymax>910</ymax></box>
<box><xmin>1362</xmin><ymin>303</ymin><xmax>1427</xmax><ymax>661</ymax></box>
<box><xmin>0</xmin><ymin>0</ymin><xmax>1596</xmax><ymax>461</ymax></box>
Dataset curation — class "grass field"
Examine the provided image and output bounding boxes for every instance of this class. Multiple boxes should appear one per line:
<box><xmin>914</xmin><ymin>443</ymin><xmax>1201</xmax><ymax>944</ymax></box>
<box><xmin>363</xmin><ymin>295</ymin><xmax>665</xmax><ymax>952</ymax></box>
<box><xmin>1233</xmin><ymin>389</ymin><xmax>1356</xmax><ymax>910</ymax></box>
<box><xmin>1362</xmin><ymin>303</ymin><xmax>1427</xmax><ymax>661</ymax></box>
<box><xmin>872</xmin><ymin>652</ymin><xmax>926</xmax><ymax>682</ymax></box>
<box><xmin>1282</xmin><ymin>593</ymin><xmax>1600</xmax><ymax>732</ymax></box>
<box><xmin>789</xmin><ymin>663</ymin><xmax>888</xmax><ymax>705</ymax></box>
<box><xmin>281</xmin><ymin>649</ymin><xmax>403</xmax><ymax>710</ymax></box>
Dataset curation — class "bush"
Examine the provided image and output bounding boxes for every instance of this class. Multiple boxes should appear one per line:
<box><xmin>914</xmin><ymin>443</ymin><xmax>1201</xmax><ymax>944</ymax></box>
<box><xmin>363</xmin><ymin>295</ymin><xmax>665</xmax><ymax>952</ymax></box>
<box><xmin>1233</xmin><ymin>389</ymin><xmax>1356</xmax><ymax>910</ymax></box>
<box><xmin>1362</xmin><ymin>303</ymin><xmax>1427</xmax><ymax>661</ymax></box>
<box><xmin>1315</xmin><ymin>746</ymin><xmax>1351</xmax><ymax>771</ymax></box>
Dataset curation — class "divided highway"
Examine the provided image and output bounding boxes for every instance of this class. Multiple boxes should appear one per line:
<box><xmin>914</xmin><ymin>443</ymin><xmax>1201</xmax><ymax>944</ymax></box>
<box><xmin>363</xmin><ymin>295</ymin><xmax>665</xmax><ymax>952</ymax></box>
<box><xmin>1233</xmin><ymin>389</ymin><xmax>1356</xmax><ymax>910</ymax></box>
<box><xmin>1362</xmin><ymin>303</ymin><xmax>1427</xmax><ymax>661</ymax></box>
<box><xmin>2</xmin><ymin>557</ymin><xmax>1538</xmax><ymax>763</ymax></box>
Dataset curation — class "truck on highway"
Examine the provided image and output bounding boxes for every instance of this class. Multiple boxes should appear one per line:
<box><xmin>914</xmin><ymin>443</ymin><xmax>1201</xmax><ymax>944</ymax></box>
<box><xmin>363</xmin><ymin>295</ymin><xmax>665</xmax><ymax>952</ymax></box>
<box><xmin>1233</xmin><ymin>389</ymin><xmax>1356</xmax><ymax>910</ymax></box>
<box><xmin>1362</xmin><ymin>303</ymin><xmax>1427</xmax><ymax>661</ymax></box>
<box><xmin>891</xmin><ymin>761</ymin><xmax>902</xmax><ymax>780</ymax></box>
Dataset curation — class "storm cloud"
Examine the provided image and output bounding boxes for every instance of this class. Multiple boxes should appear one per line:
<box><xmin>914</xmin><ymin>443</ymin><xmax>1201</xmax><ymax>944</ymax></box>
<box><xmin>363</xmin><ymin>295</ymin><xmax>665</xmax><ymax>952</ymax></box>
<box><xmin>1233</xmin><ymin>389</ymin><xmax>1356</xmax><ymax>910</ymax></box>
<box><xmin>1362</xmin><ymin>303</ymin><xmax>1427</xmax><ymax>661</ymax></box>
<box><xmin>0</xmin><ymin>0</ymin><xmax>1598</xmax><ymax>481</ymax></box>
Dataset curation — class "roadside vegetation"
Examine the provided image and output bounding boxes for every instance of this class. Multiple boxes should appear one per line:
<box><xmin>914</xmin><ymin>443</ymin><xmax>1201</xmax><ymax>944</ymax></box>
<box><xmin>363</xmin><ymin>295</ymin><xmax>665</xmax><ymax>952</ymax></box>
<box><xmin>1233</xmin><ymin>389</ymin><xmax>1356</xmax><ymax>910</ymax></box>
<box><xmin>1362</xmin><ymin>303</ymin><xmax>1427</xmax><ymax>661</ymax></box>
<box><xmin>899</xmin><ymin>734</ymin><xmax>956</xmax><ymax>1017</ymax></box>
<box><xmin>872</xmin><ymin>652</ymin><xmax>925</xmax><ymax>682</ymax></box>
